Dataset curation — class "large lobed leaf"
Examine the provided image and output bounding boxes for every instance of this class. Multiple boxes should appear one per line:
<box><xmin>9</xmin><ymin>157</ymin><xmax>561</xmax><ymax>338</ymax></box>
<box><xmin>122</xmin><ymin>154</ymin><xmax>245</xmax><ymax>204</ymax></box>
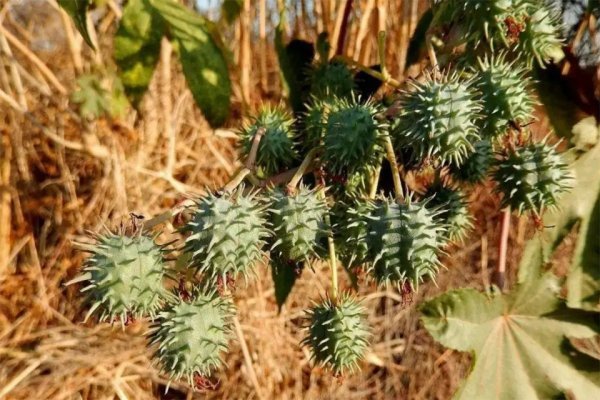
<box><xmin>58</xmin><ymin>0</ymin><xmax>95</xmax><ymax>49</ymax></box>
<box><xmin>422</xmin><ymin>274</ymin><xmax>600</xmax><ymax>399</ymax></box>
<box><xmin>519</xmin><ymin>143</ymin><xmax>600</xmax><ymax>310</ymax></box>
<box><xmin>114</xmin><ymin>0</ymin><xmax>165</xmax><ymax>105</ymax></box>
<box><xmin>150</xmin><ymin>0</ymin><xmax>231</xmax><ymax>127</ymax></box>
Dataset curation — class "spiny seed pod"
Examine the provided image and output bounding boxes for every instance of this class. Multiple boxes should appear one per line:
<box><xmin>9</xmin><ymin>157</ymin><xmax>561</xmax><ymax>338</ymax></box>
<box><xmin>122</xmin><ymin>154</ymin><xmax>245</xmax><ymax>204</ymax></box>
<box><xmin>449</xmin><ymin>139</ymin><xmax>493</xmax><ymax>183</ymax></box>
<box><xmin>518</xmin><ymin>4</ymin><xmax>563</xmax><ymax>67</ymax></box>
<box><xmin>321</xmin><ymin>97</ymin><xmax>386</xmax><ymax>175</ymax></box>
<box><xmin>335</xmin><ymin>200</ymin><xmax>373</xmax><ymax>269</ymax></box>
<box><xmin>239</xmin><ymin>105</ymin><xmax>298</xmax><ymax>176</ymax></box>
<box><xmin>150</xmin><ymin>289</ymin><xmax>235</xmax><ymax>385</ymax></box>
<box><xmin>493</xmin><ymin>141</ymin><xmax>572</xmax><ymax>214</ymax></box>
<box><xmin>393</xmin><ymin>72</ymin><xmax>482</xmax><ymax>166</ymax></box>
<box><xmin>76</xmin><ymin>232</ymin><xmax>171</xmax><ymax>325</ymax></box>
<box><xmin>303</xmin><ymin>97</ymin><xmax>331</xmax><ymax>150</ymax></box>
<box><xmin>474</xmin><ymin>54</ymin><xmax>536</xmax><ymax>138</ymax></box>
<box><xmin>339</xmin><ymin>167</ymin><xmax>373</xmax><ymax>200</ymax></box>
<box><xmin>424</xmin><ymin>184</ymin><xmax>473</xmax><ymax>243</ymax></box>
<box><xmin>269</xmin><ymin>186</ymin><xmax>328</xmax><ymax>262</ymax></box>
<box><xmin>309</xmin><ymin>61</ymin><xmax>355</xmax><ymax>99</ymax></box>
<box><xmin>365</xmin><ymin>196</ymin><xmax>445</xmax><ymax>288</ymax></box>
<box><xmin>326</xmin><ymin>167</ymin><xmax>371</xmax><ymax>201</ymax></box>
<box><xmin>432</xmin><ymin>0</ymin><xmax>532</xmax><ymax>49</ymax></box>
<box><xmin>182</xmin><ymin>188</ymin><xmax>269</xmax><ymax>285</ymax></box>
<box><xmin>303</xmin><ymin>294</ymin><xmax>369</xmax><ymax>374</ymax></box>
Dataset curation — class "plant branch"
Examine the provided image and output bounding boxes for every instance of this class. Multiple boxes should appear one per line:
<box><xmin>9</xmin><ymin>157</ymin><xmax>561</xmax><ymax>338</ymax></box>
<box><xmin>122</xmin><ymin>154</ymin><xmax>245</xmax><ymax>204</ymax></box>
<box><xmin>377</xmin><ymin>31</ymin><xmax>390</xmax><ymax>82</ymax></box>
<box><xmin>144</xmin><ymin>156</ymin><xmax>313</xmax><ymax>230</ymax></box>
<box><xmin>245</xmin><ymin>127</ymin><xmax>265</xmax><ymax>171</ymax></box>
<box><xmin>426</xmin><ymin>34</ymin><xmax>440</xmax><ymax>78</ymax></box>
<box><xmin>287</xmin><ymin>148</ymin><xmax>318</xmax><ymax>190</ymax></box>
<box><xmin>143</xmin><ymin>199</ymin><xmax>196</xmax><ymax>231</ymax></box>
<box><xmin>369</xmin><ymin>163</ymin><xmax>382</xmax><ymax>199</ymax></box>
<box><xmin>383</xmin><ymin>135</ymin><xmax>404</xmax><ymax>200</ymax></box>
<box><xmin>334</xmin><ymin>55</ymin><xmax>402</xmax><ymax>88</ymax></box>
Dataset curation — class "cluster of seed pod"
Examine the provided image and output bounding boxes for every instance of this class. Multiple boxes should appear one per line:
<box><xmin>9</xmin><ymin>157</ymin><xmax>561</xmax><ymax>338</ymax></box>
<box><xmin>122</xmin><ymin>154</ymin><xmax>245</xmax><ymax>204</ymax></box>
<box><xmin>73</xmin><ymin>1</ymin><xmax>574</xmax><ymax>389</ymax></box>
<box><xmin>430</xmin><ymin>0</ymin><xmax>564</xmax><ymax>66</ymax></box>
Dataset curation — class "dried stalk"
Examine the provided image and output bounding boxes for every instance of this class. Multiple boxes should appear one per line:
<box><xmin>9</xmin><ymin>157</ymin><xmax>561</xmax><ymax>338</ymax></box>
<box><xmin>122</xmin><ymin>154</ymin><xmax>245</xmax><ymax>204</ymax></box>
<box><xmin>0</xmin><ymin>26</ymin><xmax>67</xmax><ymax>94</ymax></box>
<box><xmin>0</xmin><ymin>131</ymin><xmax>11</xmax><ymax>276</ymax></box>
<box><xmin>161</xmin><ymin>39</ymin><xmax>175</xmax><ymax>177</ymax></box>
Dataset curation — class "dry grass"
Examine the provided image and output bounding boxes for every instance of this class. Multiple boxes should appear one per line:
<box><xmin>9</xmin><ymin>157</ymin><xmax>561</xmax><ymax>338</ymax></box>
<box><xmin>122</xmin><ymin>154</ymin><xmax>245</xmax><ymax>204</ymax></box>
<box><xmin>0</xmin><ymin>1</ymin><xmax>546</xmax><ymax>399</ymax></box>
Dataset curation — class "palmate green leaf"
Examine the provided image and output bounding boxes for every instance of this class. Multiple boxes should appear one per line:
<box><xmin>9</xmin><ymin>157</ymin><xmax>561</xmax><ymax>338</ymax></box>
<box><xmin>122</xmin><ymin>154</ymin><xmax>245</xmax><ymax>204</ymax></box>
<box><xmin>58</xmin><ymin>0</ymin><xmax>95</xmax><ymax>49</ymax></box>
<box><xmin>519</xmin><ymin>143</ymin><xmax>600</xmax><ymax>310</ymax></box>
<box><xmin>150</xmin><ymin>0</ymin><xmax>231</xmax><ymax>127</ymax></box>
<box><xmin>109</xmin><ymin>75</ymin><xmax>130</xmax><ymax>119</ymax></box>
<box><xmin>71</xmin><ymin>73</ymin><xmax>129</xmax><ymax>119</ymax></box>
<box><xmin>421</xmin><ymin>274</ymin><xmax>600</xmax><ymax>400</ymax></box>
<box><xmin>71</xmin><ymin>74</ymin><xmax>110</xmax><ymax>119</ymax></box>
<box><xmin>114</xmin><ymin>0</ymin><xmax>164</xmax><ymax>105</ymax></box>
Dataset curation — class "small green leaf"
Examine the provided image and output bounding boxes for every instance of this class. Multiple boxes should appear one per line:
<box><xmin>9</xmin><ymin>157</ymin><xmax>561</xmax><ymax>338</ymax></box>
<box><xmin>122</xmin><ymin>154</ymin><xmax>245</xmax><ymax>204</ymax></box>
<box><xmin>221</xmin><ymin>0</ymin><xmax>243</xmax><ymax>24</ymax></box>
<box><xmin>150</xmin><ymin>0</ymin><xmax>231</xmax><ymax>127</ymax></box>
<box><xmin>58</xmin><ymin>0</ymin><xmax>95</xmax><ymax>49</ymax></box>
<box><xmin>71</xmin><ymin>73</ymin><xmax>129</xmax><ymax>120</ymax></box>
<box><xmin>270</xmin><ymin>256</ymin><xmax>301</xmax><ymax>311</ymax></box>
<box><xmin>518</xmin><ymin>143</ymin><xmax>600</xmax><ymax>310</ymax></box>
<box><xmin>114</xmin><ymin>0</ymin><xmax>165</xmax><ymax>105</ymax></box>
<box><xmin>109</xmin><ymin>76</ymin><xmax>130</xmax><ymax>119</ymax></box>
<box><xmin>71</xmin><ymin>74</ymin><xmax>110</xmax><ymax>119</ymax></box>
<box><xmin>421</xmin><ymin>274</ymin><xmax>600</xmax><ymax>400</ymax></box>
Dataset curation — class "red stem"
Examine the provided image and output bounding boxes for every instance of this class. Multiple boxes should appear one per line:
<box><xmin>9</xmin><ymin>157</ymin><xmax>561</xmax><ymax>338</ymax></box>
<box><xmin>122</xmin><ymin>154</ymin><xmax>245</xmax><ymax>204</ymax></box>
<box><xmin>495</xmin><ymin>208</ymin><xmax>511</xmax><ymax>290</ymax></box>
<box><xmin>336</xmin><ymin>0</ymin><xmax>353</xmax><ymax>55</ymax></box>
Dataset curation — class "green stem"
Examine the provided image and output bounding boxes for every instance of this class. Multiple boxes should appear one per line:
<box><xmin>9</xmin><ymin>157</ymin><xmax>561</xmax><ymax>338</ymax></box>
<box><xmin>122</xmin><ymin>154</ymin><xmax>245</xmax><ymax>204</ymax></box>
<box><xmin>334</xmin><ymin>55</ymin><xmax>402</xmax><ymax>89</ymax></box>
<box><xmin>320</xmin><ymin>189</ymin><xmax>338</xmax><ymax>302</ymax></box>
<box><xmin>377</xmin><ymin>31</ymin><xmax>390</xmax><ymax>82</ymax></box>
<box><xmin>369</xmin><ymin>162</ymin><xmax>382</xmax><ymax>199</ymax></box>
<box><xmin>383</xmin><ymin>135</ymin><xmax>404</xmax><ymax>200</ymax></box>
